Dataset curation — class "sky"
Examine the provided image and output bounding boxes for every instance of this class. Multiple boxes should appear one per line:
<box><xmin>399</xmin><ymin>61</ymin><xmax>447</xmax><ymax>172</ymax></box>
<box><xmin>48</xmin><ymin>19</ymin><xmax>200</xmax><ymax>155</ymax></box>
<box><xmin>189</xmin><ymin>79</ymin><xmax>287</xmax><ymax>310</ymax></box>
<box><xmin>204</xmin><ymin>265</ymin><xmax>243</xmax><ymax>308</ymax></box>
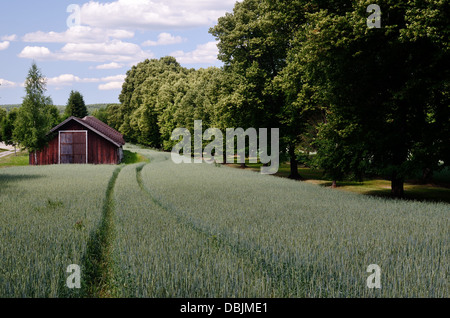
<box><xmin>0</xmin><ymin>0</ymin><xmax>236</xmax><ymax>105</ymax></box>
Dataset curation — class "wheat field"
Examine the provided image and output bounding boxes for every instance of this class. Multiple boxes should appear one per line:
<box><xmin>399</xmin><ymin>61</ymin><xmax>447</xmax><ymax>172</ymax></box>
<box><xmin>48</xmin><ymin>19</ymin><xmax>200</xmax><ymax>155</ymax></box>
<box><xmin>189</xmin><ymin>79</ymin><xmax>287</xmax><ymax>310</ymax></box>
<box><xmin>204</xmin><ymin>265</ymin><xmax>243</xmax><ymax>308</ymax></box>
<box><xmin>0</xmin><ymin>145</ymin><xmax>448</xmax><ymax>297</ymax></box>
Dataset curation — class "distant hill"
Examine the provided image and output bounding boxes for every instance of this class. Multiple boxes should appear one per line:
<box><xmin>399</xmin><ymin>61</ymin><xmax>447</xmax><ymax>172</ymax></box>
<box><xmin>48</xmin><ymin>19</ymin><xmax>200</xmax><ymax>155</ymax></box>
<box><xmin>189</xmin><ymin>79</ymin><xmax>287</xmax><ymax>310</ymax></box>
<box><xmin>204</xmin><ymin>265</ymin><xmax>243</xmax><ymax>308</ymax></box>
<box><xmin>1</xmin><ymin>104</ymin><xmax>114</xmax><ymax>115</ymax></box>
<box><xmin>86</xmin><ymin>104</ymin><xmax>111</xmax><ymax>114</ymax></box>
<box><xmin>0</xmin><ymin>104</ymin><xmax>22</xmax><ymax>112</ymax></box>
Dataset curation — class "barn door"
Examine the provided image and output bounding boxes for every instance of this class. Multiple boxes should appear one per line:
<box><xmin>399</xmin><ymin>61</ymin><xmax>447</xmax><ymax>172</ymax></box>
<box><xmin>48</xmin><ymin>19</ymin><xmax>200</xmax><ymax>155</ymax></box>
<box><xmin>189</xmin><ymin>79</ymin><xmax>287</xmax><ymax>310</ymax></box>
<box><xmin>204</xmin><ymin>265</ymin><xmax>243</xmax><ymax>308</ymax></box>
<box><xmin>59</xmin><ymin>131</ymin><xmax>87</xmax><ymax>164</ymax></box>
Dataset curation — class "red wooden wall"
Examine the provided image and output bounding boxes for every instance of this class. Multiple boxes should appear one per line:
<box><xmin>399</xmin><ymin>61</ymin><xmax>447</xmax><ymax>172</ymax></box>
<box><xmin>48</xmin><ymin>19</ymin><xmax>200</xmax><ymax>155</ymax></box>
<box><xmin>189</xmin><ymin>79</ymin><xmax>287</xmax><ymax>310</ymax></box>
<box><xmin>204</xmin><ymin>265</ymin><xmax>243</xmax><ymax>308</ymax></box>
<box><xmin>30</xmin><ymin>121</ymin><xmax>121</xmax><ymax>165</ymax></box>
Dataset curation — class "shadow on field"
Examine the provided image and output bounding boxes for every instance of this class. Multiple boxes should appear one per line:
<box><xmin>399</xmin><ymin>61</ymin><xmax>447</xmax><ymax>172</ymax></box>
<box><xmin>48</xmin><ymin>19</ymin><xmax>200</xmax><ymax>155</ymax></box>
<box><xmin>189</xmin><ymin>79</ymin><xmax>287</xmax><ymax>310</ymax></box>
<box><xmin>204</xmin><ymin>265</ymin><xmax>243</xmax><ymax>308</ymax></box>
<box><xmin>0</xmin><ymin>174</ymin><xmax>43</xmax><ymax>190</ymax></box>
<box><xmin>318</xmin><ymin>181</ymin><xmax>450</xmax><ymax>204</ymax></box>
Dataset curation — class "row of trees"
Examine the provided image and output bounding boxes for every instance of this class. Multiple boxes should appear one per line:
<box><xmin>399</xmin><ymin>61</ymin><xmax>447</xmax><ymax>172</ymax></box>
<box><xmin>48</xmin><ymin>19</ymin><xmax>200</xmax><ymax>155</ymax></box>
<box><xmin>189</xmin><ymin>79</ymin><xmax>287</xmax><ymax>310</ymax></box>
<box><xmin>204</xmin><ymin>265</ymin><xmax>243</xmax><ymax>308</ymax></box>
<box><xmin>0</xmin><ymin>62</ymin><xmax>89</xmax><ymax>154</ymax></box>
<box><xmin>96</xmin><ymin>0</ymin><xmax>448</xmax><ymax>198</ymax></box>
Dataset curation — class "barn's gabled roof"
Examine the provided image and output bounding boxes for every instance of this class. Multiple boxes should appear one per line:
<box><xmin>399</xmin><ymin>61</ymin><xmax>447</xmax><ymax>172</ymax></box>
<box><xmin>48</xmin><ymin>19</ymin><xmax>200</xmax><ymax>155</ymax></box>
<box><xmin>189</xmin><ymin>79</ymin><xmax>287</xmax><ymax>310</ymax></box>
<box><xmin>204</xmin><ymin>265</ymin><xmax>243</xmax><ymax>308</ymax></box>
<box><xmin>49</xmin><ymin>116</ymin><xmax>126</xmax><ymax>147</ymax></box>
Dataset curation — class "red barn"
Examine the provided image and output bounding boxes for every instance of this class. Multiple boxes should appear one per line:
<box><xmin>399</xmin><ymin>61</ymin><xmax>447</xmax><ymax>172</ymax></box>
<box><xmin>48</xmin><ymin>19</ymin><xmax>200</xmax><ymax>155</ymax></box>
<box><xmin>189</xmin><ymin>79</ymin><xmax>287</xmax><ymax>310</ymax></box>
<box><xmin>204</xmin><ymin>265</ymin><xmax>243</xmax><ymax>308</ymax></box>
<box><xmin>30</xmin><ymin>116</ymin><xmax>126</xmax><ymax>165</ymax></box>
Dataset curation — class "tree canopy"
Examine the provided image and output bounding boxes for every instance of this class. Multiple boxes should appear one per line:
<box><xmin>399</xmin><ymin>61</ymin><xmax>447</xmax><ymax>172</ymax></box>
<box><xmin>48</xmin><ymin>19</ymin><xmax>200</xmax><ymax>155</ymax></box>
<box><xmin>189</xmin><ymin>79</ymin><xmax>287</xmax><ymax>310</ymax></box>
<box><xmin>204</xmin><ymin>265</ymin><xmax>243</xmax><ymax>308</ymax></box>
<box><xmin>13</xmin><ymin>62</ymin><xmax>54</xmax><ymax>154</ymax></box>
<box><xmin>108</xmin><ymin>0</ymin><xmax>448</xmax><ymax>198</ymax></box>
<box><xmin>64</xmin><ymin>90</ymin><xmax>88</xmax><ymax>119</ymax></box>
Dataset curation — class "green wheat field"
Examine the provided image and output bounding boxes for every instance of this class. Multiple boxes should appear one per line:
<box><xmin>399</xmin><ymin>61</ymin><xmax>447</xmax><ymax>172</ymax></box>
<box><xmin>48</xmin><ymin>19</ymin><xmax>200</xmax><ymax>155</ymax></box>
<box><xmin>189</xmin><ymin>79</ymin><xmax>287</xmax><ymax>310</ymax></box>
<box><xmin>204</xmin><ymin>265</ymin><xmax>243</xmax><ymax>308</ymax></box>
<box><xmin>0</xmin><ymin>145</ymin><xmax>448</xmax><ymax>298</ymax></box>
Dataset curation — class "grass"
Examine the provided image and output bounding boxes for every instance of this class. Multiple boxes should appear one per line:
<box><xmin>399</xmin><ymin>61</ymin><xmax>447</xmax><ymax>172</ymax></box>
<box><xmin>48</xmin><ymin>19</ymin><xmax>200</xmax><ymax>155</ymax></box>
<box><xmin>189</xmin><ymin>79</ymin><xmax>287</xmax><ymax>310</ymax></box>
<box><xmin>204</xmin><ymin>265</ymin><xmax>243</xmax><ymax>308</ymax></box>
<box><xmin>122</xmin><ymin>149</ymin><xmax>149</xmax><ymax>165</ymax></box>
<box><xmin>82</xmin><ymin>166</ymin><xmax>123</xmax><ymax>298</ymax></box>
<box><xmin>113</xmin><ymin>163</ymin><xmax>283</xmax><ymax>297</ymax></box>
<box><xmin>0</xmin><ymin>145</ymin><xmax>448</xmax><ymax>298</ymax></box>
<box><xmin>0</xmin><ymin>164</ymin><xmax>117</xmax><ymax>297</ymax></box>
<box><xmin>0</xmin><ymin>150</ymin><xmax>29</xmax><ymax>168</ymax></box>
<box><xmin>139</xmin><ymin>150</ymin><xmax>448</xmax><ymax>297</ymax></box>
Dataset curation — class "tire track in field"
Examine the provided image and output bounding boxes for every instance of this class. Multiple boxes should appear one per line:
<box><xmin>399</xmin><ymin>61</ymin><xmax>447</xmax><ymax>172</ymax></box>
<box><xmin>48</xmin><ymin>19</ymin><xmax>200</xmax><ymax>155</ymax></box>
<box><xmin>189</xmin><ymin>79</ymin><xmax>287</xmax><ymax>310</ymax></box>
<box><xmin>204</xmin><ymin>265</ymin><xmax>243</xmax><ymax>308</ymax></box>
<box><xmin>135</xmin><ymin>164</ymin><xmax>308</xmax><ymax>297</ymax></box>
<box><xmin>81</xmin><ymin>166</ymin><xmax>123</xmax><ymax>298</ymax></box>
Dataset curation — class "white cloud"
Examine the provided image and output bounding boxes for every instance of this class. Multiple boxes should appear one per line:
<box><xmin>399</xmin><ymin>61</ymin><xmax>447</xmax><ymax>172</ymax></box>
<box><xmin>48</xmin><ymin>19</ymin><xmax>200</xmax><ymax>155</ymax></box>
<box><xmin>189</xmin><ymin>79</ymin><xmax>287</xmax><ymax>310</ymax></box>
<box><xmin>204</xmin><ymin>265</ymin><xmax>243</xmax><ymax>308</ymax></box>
<box><xmin>99</xmin><ymin>74</ymin><xmax>126</xmax><ymax>90</ymax></box>
<box><xmin>142</xmin><ymin>32</ymin><xmax>185</xmax><ymax>46</ymax></box>
<box><xmin>80</xmin><ymin>0</ymin><xmax>236</xmax><ymax>30</ymax></box>
<box><xmin>18</xmin><ymin>46</ymin><xmax>53</xmax><ymax>59</ymax></box>
<box><xmin>62</xmin><ymin>40</ymin><xmax>140</xmax><ymax>56</ymax></box>
<box><xmin>23</xmin><ymin>26</ymin><xmax>134</xmax><ymax>43</ymax></box>
<box><xmin>46</xmin><ymin>74</ymin><xmax>101</xmax><ymax>87</ymax></box>
<box><xmin>94</xmin><ymin>62</ymin><xmax>124</xmax><ymax>69</ymax></box>
<box><xmin>0</xmin><ymin>41</ymin><xmax>10</xmax><ymax>51</ymax></box>
<box><xmin>0</xmin><ymin>78</ymin><xmax>18</xmax><ymax>88</ymax></box>
<box><xmin>18</xmin><ymin>40</ymin><xmax>153</xmax><ymax>63</ymax></box>
<box><xmin>45</xmin><ymin>73</ymin><xmax>125</xmax><ymax>91</ymax></box>
<box><xmin>98</xmin><ymin>81</ymin><xmax>124</xmax><ymax>90</ymax></box>
<box><xmin>1</xmin><ymin>34</ymin><xmax>17</xmax><ymax>41</ymax></box>
<box><xmin>170</xmin><ymin>41</ymin><xmax>219</xmax><ymax>64</ymax></box>
<box><xmin>101</xmin><ymin>75</ymin><xmax>126</xmax><ymax>82</ymax></box>
<box><xmin>60</xmin><ymin>40</ymin><xmax>152</xmax><ymax>63</ymax></box>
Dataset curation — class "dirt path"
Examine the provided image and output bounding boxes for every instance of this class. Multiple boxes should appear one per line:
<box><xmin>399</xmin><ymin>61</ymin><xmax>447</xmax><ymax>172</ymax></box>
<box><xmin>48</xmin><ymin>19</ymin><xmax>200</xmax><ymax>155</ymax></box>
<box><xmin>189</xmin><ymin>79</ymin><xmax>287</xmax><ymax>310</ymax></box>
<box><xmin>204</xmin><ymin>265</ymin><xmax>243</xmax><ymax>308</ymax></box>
<box><xmin>0</xmin><ymin>150</ymin><xmax>14</xmax><ymax>158</ymax></box>
<box><xmin>0</xmin><ymin>142</ymin><xmax>17</xmax><ymax>158</ymax></box>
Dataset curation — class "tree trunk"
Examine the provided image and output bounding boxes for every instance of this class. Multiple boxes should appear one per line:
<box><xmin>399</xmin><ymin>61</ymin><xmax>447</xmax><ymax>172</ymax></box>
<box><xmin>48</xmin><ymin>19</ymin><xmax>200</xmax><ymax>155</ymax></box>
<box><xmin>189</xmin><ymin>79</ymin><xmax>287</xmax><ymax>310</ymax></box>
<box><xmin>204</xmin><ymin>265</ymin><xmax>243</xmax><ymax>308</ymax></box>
<box><xmin>331</xmin><ymin>180</ymin><xmax>337</xmax><ymax>188</ymax></box>
<box><xmin>391</xmin><ymin>175</ymin><xmax>405</xmax><ymax>198</ymax></box>
<box><xmin>288</xmin><ymin>146</ymin><xmax>301</xmax><ymax>180</ymax></box>
<box><xmin>421</xmin><ymin>167</ymin><xmax>433</xmax><ymax>184</ymax></box>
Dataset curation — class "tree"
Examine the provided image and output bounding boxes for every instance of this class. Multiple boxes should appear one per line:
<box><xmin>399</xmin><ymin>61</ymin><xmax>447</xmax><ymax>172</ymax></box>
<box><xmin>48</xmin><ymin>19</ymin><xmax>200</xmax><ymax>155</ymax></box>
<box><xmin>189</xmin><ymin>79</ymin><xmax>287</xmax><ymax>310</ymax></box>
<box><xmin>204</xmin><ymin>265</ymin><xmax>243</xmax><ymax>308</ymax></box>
<box><xmin>0</xmin><ymin>107</ymin><xmax>6</xmax><ymax>141</ymax></box>
<box><xmin>210</xmin><ymin>0</ymin><xmax>287</xmax><ymax>169</ymax></box>
<box><xmin>92</xmin><ymin>106</ymin><xmax>109</xmax><ymax>124</ymax></box>
<box><xmin>1</xmin><ymin>108</ymin><xmax>19</xmax><ymax>154</ymax></box>
<box><xmin>288</xmin><ymin>0</ymin><xmax>449</xmax><ymax>197</ymax></box>
<box><xmin>13</xmin><ymin>62</ymin><xmax>53</xmax><ymax>160</ymax></box>
<box><xmin>64</xmin><ymin>90</ymin><xmax>88</xmax><ymax>118</ymax></box>
<box><xmin>210</xmin><ymin>0</ymin><xmax>323</xmax><ymax>175</ymax></box>
<box><xmin>118</xmin><ymin>56</ymin><xmax>190</xmax><ymax>148</ymax></box>
<box><xmin>47</xmin><ymin>104</ymin><xmax>61</xmax><ymax>127</ymax></box>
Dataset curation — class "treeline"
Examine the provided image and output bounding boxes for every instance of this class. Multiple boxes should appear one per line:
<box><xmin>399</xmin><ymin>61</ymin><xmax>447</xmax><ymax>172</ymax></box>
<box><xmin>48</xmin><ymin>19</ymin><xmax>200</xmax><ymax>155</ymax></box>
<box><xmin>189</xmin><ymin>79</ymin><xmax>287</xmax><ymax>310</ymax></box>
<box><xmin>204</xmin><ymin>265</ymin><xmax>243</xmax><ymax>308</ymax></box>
<box><xmin>95</xmin><ymin>0</ymin><xmax>449</xmax><ymax>197</ymax></box>
<box><xmin>1</xmin><ymin>103</ymin><xmax>108</xmax><ymax>115</ymax></box>
<box><xmin>96</xmin><ymin>58</ymin><xmax>235</xmax><ymax>150</ymax></box>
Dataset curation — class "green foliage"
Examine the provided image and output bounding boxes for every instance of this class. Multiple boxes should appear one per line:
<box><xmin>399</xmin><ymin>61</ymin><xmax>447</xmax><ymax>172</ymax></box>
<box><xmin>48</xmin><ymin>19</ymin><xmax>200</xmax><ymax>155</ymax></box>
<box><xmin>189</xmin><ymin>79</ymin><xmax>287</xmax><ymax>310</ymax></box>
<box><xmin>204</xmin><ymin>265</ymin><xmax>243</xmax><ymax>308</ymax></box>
<box><xmin>117</xmin><ymin>57</ymin><xmax>235</xmax><ymax>152</ymax></box>
<box><xmin>282</xmin><ymin>0</ymin><xmax>450</xmax><ymax>196</ymax></box>
<box><xmin>122</xmin><ymin>149</ymin><xmax>149</xmax><ymax>164</ymax></box>
<box><xmin>1</xmin><ymin>108</ymin><xmax>17</xmax><ymax>147</ymax></box>
<box><xmin>111</xmin><ymin>0</ymin><xmax>448</xmax><ymax>197</ymax></box>
<box><xmin>117</xmin><ymin>57</ymin><xmax>189</xmax><ymax>147</ymax></box>
<box><xmin>0</xmin><ymin>107</ymin><xmax>6</xmax><ymax>141</ymax></box>
<box><xmin>64</xmin><ymin>90</ymin><xmax>88</xmax><ymax>119</ymax></box>
<box><xmin>13</xmin><ymin>62</ymin><xmax>53</xmax><ymax>153</ymax></box>
<box><xmin>91</xmin><ymin>107</ymin><xmax>109</xmax><ymax>124</ymax></box>
<box><xmin>46</xmin><ymin>104</ymin><xmax>62</xmax><ymax>128</ymax></box>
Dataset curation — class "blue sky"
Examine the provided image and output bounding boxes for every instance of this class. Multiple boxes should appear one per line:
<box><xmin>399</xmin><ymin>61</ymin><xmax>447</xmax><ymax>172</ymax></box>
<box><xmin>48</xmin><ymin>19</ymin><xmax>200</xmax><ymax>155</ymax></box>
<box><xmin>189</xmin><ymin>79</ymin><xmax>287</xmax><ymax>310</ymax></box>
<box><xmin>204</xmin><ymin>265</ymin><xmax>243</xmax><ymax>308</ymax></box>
<box><xmin>0</xmin><ymin>0</ymin><xmax>236</xmax><ymax>105</ymax></box>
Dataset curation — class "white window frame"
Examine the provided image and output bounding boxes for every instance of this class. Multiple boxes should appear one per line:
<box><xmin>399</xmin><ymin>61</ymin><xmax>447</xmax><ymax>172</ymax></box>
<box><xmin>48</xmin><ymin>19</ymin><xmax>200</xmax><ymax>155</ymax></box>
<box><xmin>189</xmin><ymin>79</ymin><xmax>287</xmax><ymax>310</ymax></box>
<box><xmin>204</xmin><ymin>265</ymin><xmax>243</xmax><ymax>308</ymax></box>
<box><xmin>58</xmin><ymin>130</ymin><xmax>88</xmax><ymax>164</ymax></box>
